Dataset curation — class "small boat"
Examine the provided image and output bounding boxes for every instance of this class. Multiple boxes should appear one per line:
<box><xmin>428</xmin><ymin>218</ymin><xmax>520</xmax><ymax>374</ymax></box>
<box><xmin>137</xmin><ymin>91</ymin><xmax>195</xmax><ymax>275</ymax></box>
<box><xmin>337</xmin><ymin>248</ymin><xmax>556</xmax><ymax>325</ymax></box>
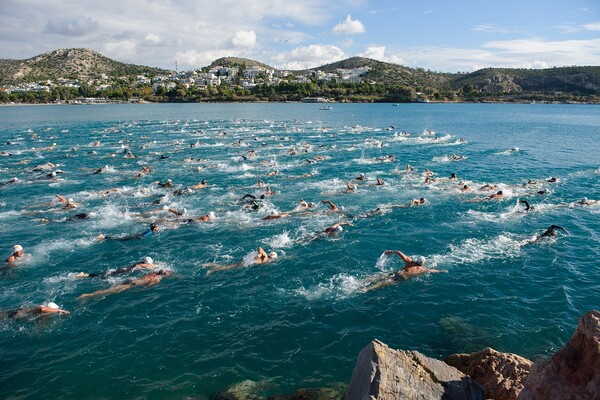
<box><xmin>319</xmin><ymin>106</ymin><xmax>333</xmax><ymax>110</ymax></box>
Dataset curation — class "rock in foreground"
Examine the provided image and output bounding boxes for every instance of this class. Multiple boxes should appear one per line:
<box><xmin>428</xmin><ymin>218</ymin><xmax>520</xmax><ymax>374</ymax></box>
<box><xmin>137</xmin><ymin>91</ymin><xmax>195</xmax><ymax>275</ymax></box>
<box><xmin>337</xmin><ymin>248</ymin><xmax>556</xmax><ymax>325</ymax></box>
<box><xmin>519</xmin><ymin>310</ymin><xmax>600</xmax><ymax>400</ymax></box>
<box><xmin>345</xmin><ymin>339</ymin><xmax>484</xmax><ymax>400</ymax></box>
<box><xmin>445</xmin><ymin>347</ymin><xmax>532</xmax><ymax>400</ymax></box>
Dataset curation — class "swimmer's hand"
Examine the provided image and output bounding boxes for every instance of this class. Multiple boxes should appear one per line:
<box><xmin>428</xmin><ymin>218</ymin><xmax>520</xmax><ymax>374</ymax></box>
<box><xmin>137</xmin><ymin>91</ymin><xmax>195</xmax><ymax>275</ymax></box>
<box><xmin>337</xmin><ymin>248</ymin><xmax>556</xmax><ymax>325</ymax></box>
<box><xmin>95</xmin><ymin>234</ymin><xmax>105</xmax><ymax>241</ymax></box>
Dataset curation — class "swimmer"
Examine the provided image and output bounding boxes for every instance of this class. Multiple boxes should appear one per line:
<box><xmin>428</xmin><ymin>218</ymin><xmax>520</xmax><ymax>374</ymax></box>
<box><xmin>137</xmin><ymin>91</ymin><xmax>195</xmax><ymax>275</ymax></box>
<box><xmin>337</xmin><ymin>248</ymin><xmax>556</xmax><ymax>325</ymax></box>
<box><xmin>78</xmin><ymin>270</ymin><xmax>172</xmax><ymax>300</ymax></box>
<box><xmin>487</xmin><ymin>190</ymin><xmax>504</xmax><ymax>200</ymax></box>
<box><xmin>460</xmin><ymin>184</ymin><xmax>472</xmax><ymax>192</ymax></box>
<box><xmin>405</xmin><ymin>164</ymin><xmax>414</xmax><ymax>173</ymax></box>
<box><xmin>527</xmin><ymin>225</ymin><xmax>569</xmax><ymax>244</ymax></box>
<box><xmin>449</xmin><ymin>173</ymin><xmax>457</xmax><ymax>180</ymax></box>
<box><xmin>298</xmin><ymin>199</ymin><xmax>314</xmax><ymax>208</ymax></box>
<box><xmin>479</xmin><ymin>184</ymin><xmax>498</xmax><ymax>191</ymax></box>
<box><xmin>64</xmin><ymin>197</ymin><xmax>81</xmax><ymax>209</ymax></box>
<box><xmin>406</xmin><ymin>198</ymin><xmax>426</xmax><ymax>207</ymax></box>
<box><xmin>0</xmin><ymin>302</ymin><xmax>69</xmax><ymax>320</ymax></box>
<box><xmin>0</xmin><ymin>177</ymin><xmax>19</xmax><ymax>187</ymax></box>
<box><xmin>323</xmin><ymin>221</ymin><xmax>353</xmax><ymax>235</ymax></box>
<box><xmin>75</xmin><ymin>257</ymin><xmax>156</xmax><ymax>279</ymax></box>
<box><xmin>158</xmin><ymin>179</ymin><xmax>173</xmax><ymax>188</ymax></box>
<box><xmin>578</xmin><ymin>197</ymin><xmax>598</xmax><ymax>206</ymax></box>
<box><xmin>355</xmin><ymin>173</ymin><xmax>366</xmax><ymax>181</ymax></box>
<box><xmin>265</xmin><ymin>186</ymin><xmax>276</xmax><ymax>196</ymax></box>
<box><xmin>262</xmin><ymin>211</ymin><xmax>290</xmax><ymax>221</ymax></box>
<box><xmin>547</xmin><ymin>177</ymin><xmax>557</xmax><ymax>183</ymax></box>
<box><xmin>96</xmin><ymin>223</ymin><xmax>160</xmax><ymax>241</ymax></box>
<box><xmin>5</xmin><ymin>245</ymin><xmax>25</xmax><ymax>264</ymax></box>
<box><xmin>540</xmin><ymin>225</ymin><xmax>568</xmax><ymax>237</ymax></box>
<box><xmin>321</xmin><ymin>200</ymin><xmax>339</xmax><ymax>212</ymax></box>
<box><xmin>93</xmin><ymin>165</ymin><xmax>109</xmax><ymax>175</ymax></box>
<box><xmin>347</xmin><ymin>183</ymin><xmax>358</xmax><ymax>192</ymax></box>
<box><xmin>168</xmin><ymin>208</ymin><xmax>187</xmax><ymax>217</ymax></box>
<box><xmin>518</xmin><ymin>199</ymin><xmax>534</xmax><ymax>211</ymax></box>
<box><xmin>376</xmin><ymin>178</ymin><xmax>384</xmax><ymax>186</ymax></box>
<box><xmin>362</xmin><ymin>250</ymin><xmax>447</xmax><ymax>292</ymax></box>
<box><xmin>183</xmin><ymin>214</ymin><xmax>212</xmax><ymax>223</ymax></box>
<box><xmin>203</xmin><ymin>247</ymin><xmax>278</xmax><ymax>275</ymax></box>
<box><xmin>193</xmin><ymin>179</ymin><xmax>207</xmax><ymax>189</ymax></box>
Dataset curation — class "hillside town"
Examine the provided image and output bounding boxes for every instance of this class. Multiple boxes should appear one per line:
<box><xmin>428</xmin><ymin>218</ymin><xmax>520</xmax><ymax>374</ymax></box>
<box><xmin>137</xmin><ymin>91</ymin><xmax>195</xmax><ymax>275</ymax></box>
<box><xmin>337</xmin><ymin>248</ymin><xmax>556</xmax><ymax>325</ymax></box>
<box><xmin>1</xmin><ymin>64</ymin><xmax>371</xmax><ymax>103</ymax></box>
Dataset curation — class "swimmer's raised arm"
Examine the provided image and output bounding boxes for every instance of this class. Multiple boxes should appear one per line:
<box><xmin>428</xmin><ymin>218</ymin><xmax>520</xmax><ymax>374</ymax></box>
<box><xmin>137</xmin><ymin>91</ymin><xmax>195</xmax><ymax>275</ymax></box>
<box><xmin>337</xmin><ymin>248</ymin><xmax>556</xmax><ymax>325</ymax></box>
<box><xmin>384</xmin><ymin>250</ymin><xmax>411</xmax><ymax>263</ymax></box>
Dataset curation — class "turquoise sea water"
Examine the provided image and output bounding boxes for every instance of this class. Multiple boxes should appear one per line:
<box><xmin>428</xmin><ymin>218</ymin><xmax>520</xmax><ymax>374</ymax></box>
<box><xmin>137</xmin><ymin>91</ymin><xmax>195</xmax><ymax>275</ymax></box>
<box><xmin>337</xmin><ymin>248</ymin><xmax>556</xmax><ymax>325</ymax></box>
<box><xmin>0</xmin><ymin>103</ymin><xmax>599</xmax><ymax>398</ymax></box>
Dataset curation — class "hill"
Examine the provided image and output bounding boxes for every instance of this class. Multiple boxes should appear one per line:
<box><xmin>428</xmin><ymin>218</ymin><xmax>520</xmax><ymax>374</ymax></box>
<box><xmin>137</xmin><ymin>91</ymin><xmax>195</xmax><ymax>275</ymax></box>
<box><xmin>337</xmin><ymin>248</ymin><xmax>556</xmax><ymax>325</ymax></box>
<box><xmin>311</xmin><ymin>56</ymin><xmax>455</xmax><ymax>89</ymax></box>
<box><xmin>0</xmin><ymin>48</ymin><xmax>170</xmax><ymax>85</ymax></box>
<box><xmin>208</xmin><ymin>57</ymin><xmax>274</xmax><ymax>70</ymax></box>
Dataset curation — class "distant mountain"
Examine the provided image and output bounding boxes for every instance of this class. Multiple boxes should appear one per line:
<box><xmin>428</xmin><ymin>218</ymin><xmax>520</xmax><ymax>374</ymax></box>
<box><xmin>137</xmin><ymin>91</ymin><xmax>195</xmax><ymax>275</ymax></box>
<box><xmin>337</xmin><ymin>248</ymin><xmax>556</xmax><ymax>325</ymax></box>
<box><xmin>0</xmin><ymin>48</ymin><xmax>170</xmax><ymax>85</ymax></box>
<box><xmin>208</xmin><ymin>57</ymin><xmax>274</xmax><ymax>70</ymax></box>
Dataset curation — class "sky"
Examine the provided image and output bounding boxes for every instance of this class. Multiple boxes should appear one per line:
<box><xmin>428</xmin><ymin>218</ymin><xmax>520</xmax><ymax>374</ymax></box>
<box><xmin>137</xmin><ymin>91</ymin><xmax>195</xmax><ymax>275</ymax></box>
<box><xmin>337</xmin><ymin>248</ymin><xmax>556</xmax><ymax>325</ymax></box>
<box><xmin>1</xmin><ymin>0</ymin><xmax>599</xmax><ymax>72</ymax></box>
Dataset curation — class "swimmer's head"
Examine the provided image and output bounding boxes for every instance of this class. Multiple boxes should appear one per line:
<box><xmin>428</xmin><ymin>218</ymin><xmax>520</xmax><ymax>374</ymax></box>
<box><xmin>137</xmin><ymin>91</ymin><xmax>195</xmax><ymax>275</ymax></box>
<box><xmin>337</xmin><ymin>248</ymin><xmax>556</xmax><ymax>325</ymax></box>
<box><xmin>271</xmin><ymin>210</ymin><xmax>278</xmax><ymax>216</ymax></box>
<box><xmin>167</xmin><ymin>179</ymin><xmax>172</xmax><ymax>184</ymax></box>
<box><xmin>11</xmin><ymin>177</ymin><xmax>18</xmax><ymax>182</ymax></box>
<box><xmin>150</xmin><ymin>223</ymin><xmax>159</xmax><ymax>231</ymax></box>
<box><xmin>143</xmin><ymin>256</ymin><xmax>154</xmax><ymax>265</ymax></box>
<box><xmin>582</xmin><ymin>197</ymin><xmax>588</xmax><ymax>203</ymax></box>
<box><xmin>336</xmin><ymin>225</ymin><xmax>344</xmax><ymax>232</ymax></box>
<box><xmin>162</xmin><ymin>205</ymin><xmax>169</xmax><ymax>211</ymax></box>
<box><xmin>50</xmin><ymin>172</ymin><xmax>57</xmax><ymax>177</ymax></box>
<box><xmin>269</xmin><ymin>252</ymin><xmax>278</xmax><ymax>259</ymax></box>
<box><xmin>47</xmin><ymin>302</ymin><xmax>59</xmax><ymax>310</ymax></box>
<box><xmin>182</xmin><ymin>208</ymin><xmax>187</xmax><ymax>215</ymax></box>
<box><xmin>13</xmin><ymin>245</ymin><xmax>23</xmax><ymax>253</ymax></box>
<box><xmin>414</xmin><ymin>256</ymin><xmax>426</xmax><ymax>266</ymax></box>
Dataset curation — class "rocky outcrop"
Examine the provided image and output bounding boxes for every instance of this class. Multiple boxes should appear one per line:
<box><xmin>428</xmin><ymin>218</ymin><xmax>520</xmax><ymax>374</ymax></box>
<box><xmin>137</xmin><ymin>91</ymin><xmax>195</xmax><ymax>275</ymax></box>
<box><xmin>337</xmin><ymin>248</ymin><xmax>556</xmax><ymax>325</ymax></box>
<box><xmin>445</xmin><ymin>347</ymin><xmax>532</xmax><ymax>400</ymax></box>
<box><xmin>344</xmin><ymin>339</ymin><xmax>484</xmax><ymax>400</ymax></box>
<box><xmin>518</xmin><ymin>310</ymin><xmax>600</xmax><ymax>400</ymax></box>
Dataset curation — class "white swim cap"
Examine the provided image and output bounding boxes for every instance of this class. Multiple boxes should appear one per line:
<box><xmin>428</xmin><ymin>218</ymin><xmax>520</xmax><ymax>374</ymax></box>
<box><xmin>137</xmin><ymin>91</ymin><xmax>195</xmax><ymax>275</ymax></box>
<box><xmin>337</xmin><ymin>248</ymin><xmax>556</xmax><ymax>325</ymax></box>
<box><xmin>336</xmin><ymin>225</ymin><xmax>344</xmax><ymax>232</ymax></box>
<box><xmin>582</xmin><ymin>197</ymin><xmax>588</xmax><ymax>203</ymax></box>
<box><xmin>271</xmin><ymin>210</ymin><xmax>278</xmax><ymax>216</ymax></box>
<box><xmin>50</xmin><ymin>172</ymin><xmax>57</xmax><ymax>177</ymax></box>
<box><xmin>47</xmin><ymin>302</ymin><xmax>59</xmax><ymax>309</ymax></box>
<box><xmin>143</xmin><ymin>256</ymin><xmax>154</xmax><ymax>264</ymax></box>
<box><xmin>162</xmin><ymin>205</ymin><xmax>169</xmax><ymax>210</ymax></box>
<box><xmin>13</xmin><ymin>245</ymin><xmax>23</xmax><ymax>252</ymax></box>
<box><xmin>269</xmin><ymin>252</ymin><xmax>278</xmax><ymax>259</ymax></box>
<box><xmin>68</xmin><ymin>198</ymin><xmax>74</xmax><ymax>202</ymax></box>
<box><xmin>414</xmin><ymin>256</ymin><xmax>426</xmax><ymax>266</ymax></box>
<box><xmin>182</xmin><ymin>208</ymin><xmax>187</xmax><ymax>215</ymax></box>
<box><xmin>167</xmin><ymin>179</ymin><xmax>172</xmax><ymax>183</ymax></box>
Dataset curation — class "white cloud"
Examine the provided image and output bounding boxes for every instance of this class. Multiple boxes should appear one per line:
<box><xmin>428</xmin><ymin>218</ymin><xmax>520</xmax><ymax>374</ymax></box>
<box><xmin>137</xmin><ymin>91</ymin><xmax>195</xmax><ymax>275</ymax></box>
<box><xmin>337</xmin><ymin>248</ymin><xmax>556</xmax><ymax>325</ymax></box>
<box><xmin>175</xmin><ymin>49</ymin><xmax>236</xmax><ymax>69</ymax></box>
<box><xmin>332</xmin><ymin>15</ymin><xmax>365</xmax><ymax>35</ymax></box>
<box><xmin>359</xmin><ymin>46</ymin><xmax>406</xmax><ymax>64</ymax></box>
<box><xmin>230</xmin><ymin>30</ymin><xmax>257</xmax><ymax>48</ymax></box>
<box><xmin>272</xmin><ymin>44</ymin><xmax>346</xmax><ymax>69</ymax></box>
<box><xmin>472</xmin><ymin>23</ymin><xmax>516</xmax><ymax>34</ymax></box>
<box><xmin>42</xmin><ymin>16</ymin><xmax>99</xmax><ymax>37</ymax></box>
<box><xmin>584</xmin><ymin>22</ymin><xmax>600</xmax><ymax>31</ymax></box>
<box><xmin>102</xmin><ymin>40</ymin><xmax>137</xmax><ymax>62</ymax></box>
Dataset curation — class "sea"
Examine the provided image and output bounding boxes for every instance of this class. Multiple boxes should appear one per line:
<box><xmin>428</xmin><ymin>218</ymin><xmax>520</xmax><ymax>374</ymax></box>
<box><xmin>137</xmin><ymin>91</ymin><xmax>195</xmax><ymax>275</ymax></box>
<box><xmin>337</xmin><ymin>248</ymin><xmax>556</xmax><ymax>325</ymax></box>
<box><xmin>0</xmin><ymin>103</ymin><xmax>598</xmax><ymax>399</ymax></box>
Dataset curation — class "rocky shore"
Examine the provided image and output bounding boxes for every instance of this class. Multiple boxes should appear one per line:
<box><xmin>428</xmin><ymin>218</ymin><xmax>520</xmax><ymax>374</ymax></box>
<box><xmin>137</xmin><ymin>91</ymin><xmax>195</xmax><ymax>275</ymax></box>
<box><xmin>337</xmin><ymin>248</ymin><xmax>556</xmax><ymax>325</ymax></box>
<box><xmin>215</xmin><ymin>310</ymin><xmax>600</xmax><ymax>399</ymax></box>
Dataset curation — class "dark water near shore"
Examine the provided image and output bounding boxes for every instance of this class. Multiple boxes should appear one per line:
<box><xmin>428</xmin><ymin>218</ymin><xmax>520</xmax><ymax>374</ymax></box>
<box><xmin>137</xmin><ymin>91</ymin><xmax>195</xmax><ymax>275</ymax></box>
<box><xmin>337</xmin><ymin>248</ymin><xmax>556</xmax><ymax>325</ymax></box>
<box><xmin>0</xmin><ymin>103</ymin><xmax>599</xmax><ymax>398</ymax></box>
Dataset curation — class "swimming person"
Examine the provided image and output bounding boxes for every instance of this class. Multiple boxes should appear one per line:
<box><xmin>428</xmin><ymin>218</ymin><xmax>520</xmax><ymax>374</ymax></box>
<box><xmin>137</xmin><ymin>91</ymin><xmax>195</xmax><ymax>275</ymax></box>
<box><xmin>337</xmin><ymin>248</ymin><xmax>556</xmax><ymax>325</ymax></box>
<box><xmin>5</xmin><ymin>245</ymin><xmax>25</xmax><ymax>265</ymax></box>
<box><xmin>526</xmin><ymin>225</ymin><xmax>569</xmax><ymax>244</ymax></box>
<box><xmin>362</xmin><ymin>250</ymin><xmax>447</xmax><ymax>292</ymax></box>
<box><xmin>96</xmin><ymin>223</ymin><xmax>160</xmax><ymax>241</ymax></box>
<box><xmin>203</xmin><ymin>247</ymin><xmax>278</xmax><ymax>275</ymax></box>
<box><xmin>78</xmin><ymin>270</ymin><xmax>172</xmax><ymax>300</ymax></box>
<box><xmin>323</xmin><ymin>221</ymin><xmax>353</xmax><ymax>235</ymax></box>
<box><xmin>75</xmin><ymin>257</ymin><xmax>156</xmax><ymax>278</ymax></box>
<box><xmin>321</xmin><ymin>200</ymin><xmax>339</xmax><ymax>212</ymax></box>
<box><xmin>0</xmin><ymin>302</ymin><xmax>70</xmax><ymax>320</ymax></box>
<box><xmin>518</xmin><ymin>199</ymin><xmax>533</xmax><ymax>211</ymax></box>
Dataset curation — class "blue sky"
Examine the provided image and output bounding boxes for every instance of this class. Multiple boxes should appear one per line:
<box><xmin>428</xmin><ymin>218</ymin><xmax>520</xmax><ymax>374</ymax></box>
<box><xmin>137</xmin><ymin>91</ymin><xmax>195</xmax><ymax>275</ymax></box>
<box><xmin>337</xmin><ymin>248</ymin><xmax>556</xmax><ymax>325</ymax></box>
<box><xmin>0</xmin><ymin>0</ymin><xmax>599</xmax><ymax>71</ymax></box>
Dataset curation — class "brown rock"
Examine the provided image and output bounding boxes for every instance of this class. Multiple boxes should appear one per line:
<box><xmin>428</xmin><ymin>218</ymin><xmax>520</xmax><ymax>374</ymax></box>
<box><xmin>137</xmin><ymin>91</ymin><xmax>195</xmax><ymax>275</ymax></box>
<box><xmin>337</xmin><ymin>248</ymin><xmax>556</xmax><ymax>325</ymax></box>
<box><xmin>345</xmin><ymin>339</ymin><xmax>484</xmax><ymax>400</ymax></box>
<box><xmin>445</xmin><ymin>347</ymin><xmax>532</xmax><ymax>400</ymax></box>
<box><xmin>518</xmin><ymin>310</ymin><xmax>600</xmax><ymax>400</ymax></box>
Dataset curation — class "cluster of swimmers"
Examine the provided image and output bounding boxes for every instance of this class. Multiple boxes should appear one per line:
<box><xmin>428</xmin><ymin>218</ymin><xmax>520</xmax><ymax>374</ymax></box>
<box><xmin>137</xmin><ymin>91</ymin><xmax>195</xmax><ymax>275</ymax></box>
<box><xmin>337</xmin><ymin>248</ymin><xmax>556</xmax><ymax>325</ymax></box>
<box><xmin>1</xmin><ymin>123</ymin><xmax>597</xmax><ymax>321</ymax></box>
